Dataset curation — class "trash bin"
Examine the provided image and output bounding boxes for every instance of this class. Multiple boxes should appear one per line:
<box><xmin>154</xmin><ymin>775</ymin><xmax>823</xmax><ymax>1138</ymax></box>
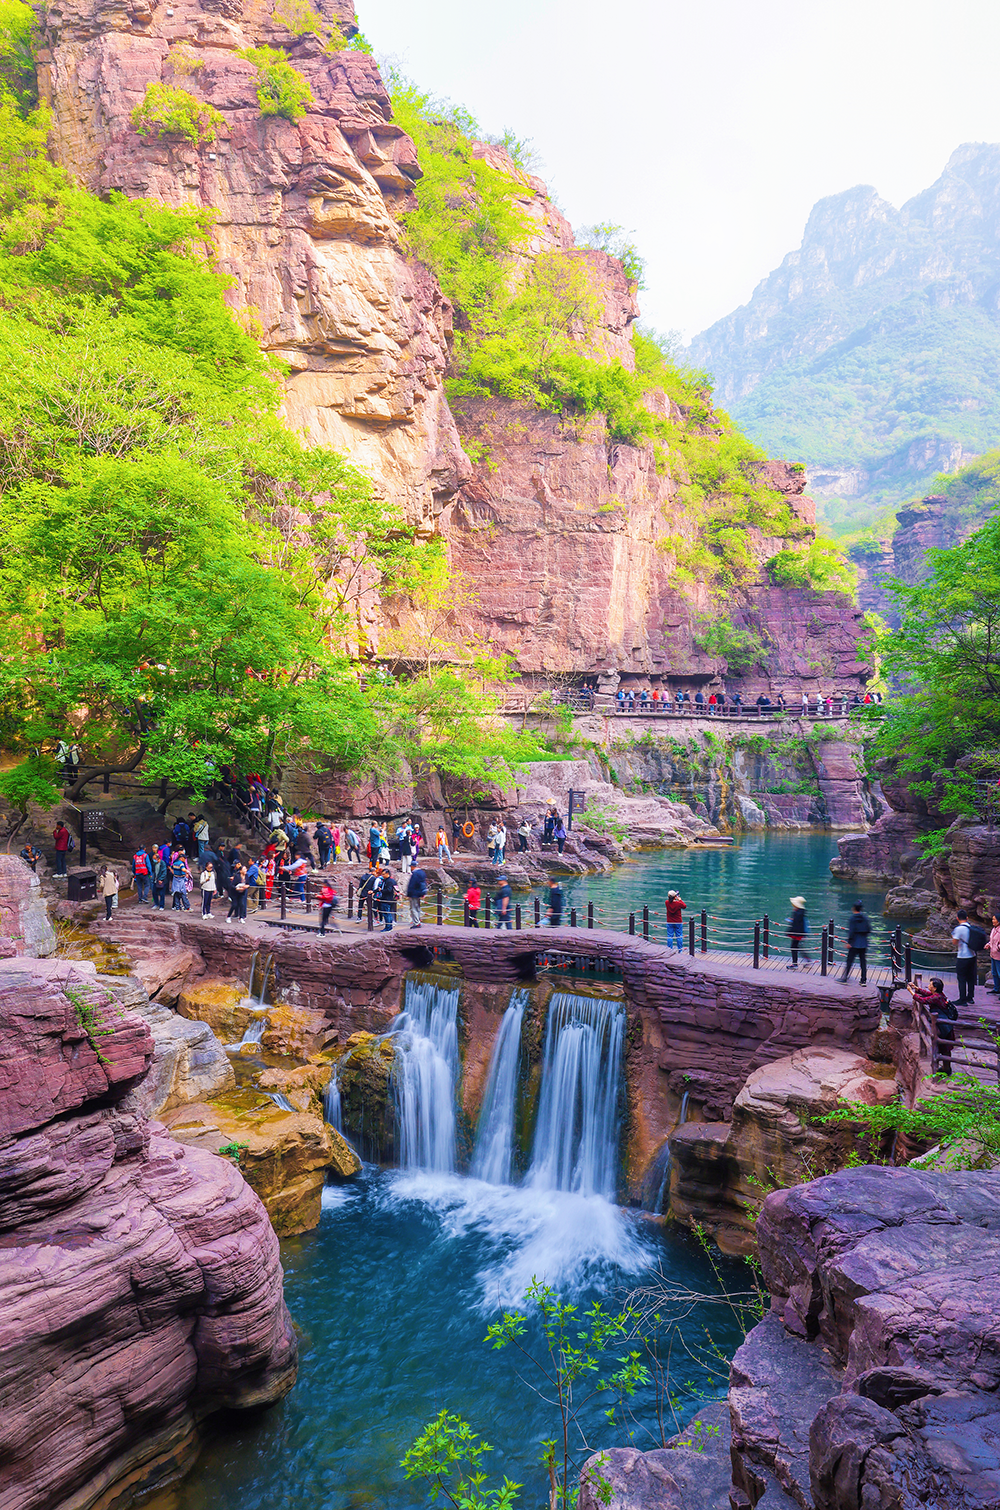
<box><xmin>67</xmin><ymin>869</ymin><xmax>97</xmax><ymax>902</ymax></box>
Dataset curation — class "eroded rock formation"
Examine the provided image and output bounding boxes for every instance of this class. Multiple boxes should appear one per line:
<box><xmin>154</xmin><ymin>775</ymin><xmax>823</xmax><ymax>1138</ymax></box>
<box><xmin>0</xmin><ymin>955</ymin><xmax>296</xmax><ymax>1510</ymax></box>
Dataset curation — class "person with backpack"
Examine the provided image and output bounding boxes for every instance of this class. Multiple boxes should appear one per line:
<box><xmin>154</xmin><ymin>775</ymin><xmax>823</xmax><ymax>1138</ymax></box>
<box><xmin>378</xmin><ymin>870</ymin><xmax>397</xmax><ymax>932</ymax></box>
<box><xmin>170</xmin><ymin>849</ymin><xmax>191</xmax><ymax>910</ymax></box>
<box><xmin>131</xmin><ymin>846</ymin><xmax>151</xmax><ymax>905</ymax></box>
<box><xmin>840</xmin><ymin>901</ymin><xmax>871</xmax><ymax>984</ymax></box>
<box><xmin>664</xmin><ymin>890</ymin><xmax>686</xmax><ymax>950</ymax></box>
<box><xmin>199</xmin><ymin>860</ymin><xmax>217</xmax><ymax>917</ymax></box>
<box><xmin>318</xmin><ymin>880</ymin><xmax>339</xmax><ymax>935</ymax></box>
<box><xmin>406</xmin><ymin>865</ymin><xmax>428</xmax><ymax>927</ymax></box>
<box><xmin>988</xmin><ymin>913</ymin><xmax>1000</xmax><ymax>995</ymax></box>
<box><xmin>952</xmin><ymin>908</ymin><xmax>984</xmax><ymax>1005</ymax></box>
<box><xmin>553</xmin><ymin>817</ymin><xmax>567</xmax><ymax>855</ymax></box>
<box><xmin>908</xmin><ymin>977</ymin><xmax>956</xmax><ymax>1075</ymax></box>
<box><xmin>150</xmin><ymin>850</ymin><xmax>168</xmax><ymax>910</ymax></box>
<box><xmin>398</xmin><ymin>827</ymin><xmax>413</xmax><ymax>875</ymax></box>
<box><xmin>785</xmin><ymin>896</ymin><xmax>810</xmax><ymax>970</ymax></box>
<box><xmin>52</xmin><ymin>821</ymin><xmax>71</xmax><ymax>876</ymax></box>
<box><xmin>194</xmin><ymin>815</ymin><xmax>210</xmax><ymax>862</ymax></box>
<box><xmin>315</xmin><ymin>822</ymin><xmax>332</xmax><ymax>869</ymax></box>
<box><xmin>346</xmin><ymin>827</ymin><xmax>361</xmax><ymax>863</ymax></box>
<box><xmin>98</xmin><ymin>864</ymin><xmax>119</xmax><ymax>922</ymax></box>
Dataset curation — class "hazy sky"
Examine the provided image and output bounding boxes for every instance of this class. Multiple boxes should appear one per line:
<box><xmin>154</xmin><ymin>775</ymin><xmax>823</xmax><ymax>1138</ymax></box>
<box><xmin>358</xmin><ymin>0</ymin><xmax>1000</xmax><ymax>340</ymax></box>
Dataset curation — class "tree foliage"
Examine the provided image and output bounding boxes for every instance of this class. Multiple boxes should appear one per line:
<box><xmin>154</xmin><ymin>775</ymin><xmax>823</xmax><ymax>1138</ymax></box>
<box><xmin>238</xmin><ymin>45</ymin><xmax>312</xmax><ymax>120</ymax></box>
<box><xmin>0</xmin><ymin>98</ymin><xmax>548</xmax><ymax>796</ymax></box>
<box><xmin>131</xmin><ymin>82</ymin><xmax>223</xmax><ymax>145</ymax></box>
<box><xmin>765</xmin><ymin>538</ymin><xmax>856</xmax><ymax>597</ymax></box>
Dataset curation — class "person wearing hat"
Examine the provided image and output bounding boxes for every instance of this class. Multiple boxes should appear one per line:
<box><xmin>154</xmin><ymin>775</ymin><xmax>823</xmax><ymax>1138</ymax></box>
<box><xmin>495</xmin><ymin>876</ymin><xmax>513</xmax><ymax>929</ymax></box>
<box><xmin>664</xmin><ymin>890</ymin><xmax>686</xmax><ymax>950</ymax></box>
<box><xmin>786</xmin><ymin>896</ymin><xmax>810</xmax><ymax>969</ymax></box>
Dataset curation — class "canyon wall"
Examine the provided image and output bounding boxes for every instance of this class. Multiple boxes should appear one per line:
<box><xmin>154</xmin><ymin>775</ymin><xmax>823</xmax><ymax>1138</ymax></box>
<box><xmin>35</xmin><ymin>0</ymin><xmax>866</xmax><ymax>697</ymax></box>
<box><xmin>0</xmin><ymin>954</ymin><xmax>297</xmax><ymax>1510</ymax></box>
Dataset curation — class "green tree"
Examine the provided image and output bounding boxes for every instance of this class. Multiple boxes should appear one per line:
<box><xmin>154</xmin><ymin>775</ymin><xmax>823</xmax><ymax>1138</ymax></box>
<box><xmin>238</xmin><ymin>45</ymin><xmax>312</xmax><ymax>120</ymax></box>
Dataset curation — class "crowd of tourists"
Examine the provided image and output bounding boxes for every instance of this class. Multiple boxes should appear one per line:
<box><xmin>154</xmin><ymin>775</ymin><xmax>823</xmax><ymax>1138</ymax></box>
<box><xmin>615</xmin><ymin>686</ymin><xmax>884</xmax><ymax>716</ymax></box>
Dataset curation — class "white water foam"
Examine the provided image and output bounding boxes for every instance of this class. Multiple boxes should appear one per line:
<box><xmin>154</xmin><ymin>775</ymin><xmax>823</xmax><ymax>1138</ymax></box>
<box><xmin>383</xmin><ymin>1170</ymin><xmax>651</xmax><ymax>1308</ymax></box>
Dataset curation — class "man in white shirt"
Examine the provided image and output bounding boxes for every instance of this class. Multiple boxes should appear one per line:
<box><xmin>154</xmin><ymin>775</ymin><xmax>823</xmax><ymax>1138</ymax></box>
<box><xmin>952</xmin><ymin>908</ymin><xmax>978</xmax><ymax>1005</ymax></box>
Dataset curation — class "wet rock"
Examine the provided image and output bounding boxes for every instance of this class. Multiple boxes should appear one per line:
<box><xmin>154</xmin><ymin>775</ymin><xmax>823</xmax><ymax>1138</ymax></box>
<box><xmin>579</xmin><ymin>1400</ymin><xmax>733</xmax><ymax>1510</ymax></box>
<box><xmin>161</xmin><ymin>1090</ymin><xmax>338</xmax><ymax>1236</ymax></box>
<box><xmin>0</xmin><ymin>958</ymin><xmax>295</xmax><ymax>1510</ymax></box>
<box><xmin>262</xmin><ymin>999</ymin><xmax>339</xmax><ymax>1058</ymax></box>
<box><xmin>103</xmin><ymin>971</ymin><xmax>236</xmax><ymax>1115</ymax></box>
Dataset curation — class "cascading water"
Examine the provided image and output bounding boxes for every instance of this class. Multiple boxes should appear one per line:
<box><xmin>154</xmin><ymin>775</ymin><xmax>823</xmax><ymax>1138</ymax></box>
<box><xmin>323</xmin><ymin>1070</ymin><xmax>343</xmax><ymax>1132</ymax></box>
<box><xmin>528</xmin><ymin>992</ymin><xmax>625</xmax><ymax>1198</ymax></box>
<box><xmin>391</xmin><ymin>975</ymin><xmax>460</xmax><ymax>1173</ymax></box>
<box><xmin>679</xmin><ymin>1089</ymin><xmax>690</xmax><ymax>1125</ymax></box>
<box><xmin>471</xmin><ymin>989</ymin><xmax>527</xmax><ymax>1185</ymax></box>
<box><xmin>267</xmin><ymin>1091</ymin><xmax>294</xmax><ymax>1111</ymax></box>
<box><xmin>227</xmin><ymin>1008</ymin><xmax>268</xmax><ymax>1051</ymax></box>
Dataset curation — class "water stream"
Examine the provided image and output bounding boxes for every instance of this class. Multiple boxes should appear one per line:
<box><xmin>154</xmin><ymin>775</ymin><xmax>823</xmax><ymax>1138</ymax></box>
<box><xmin>528</xmin><ymin>993</ymin><xmax>625</xmax><ymax>1198</ymax></box>
<box><xmin>391</xmin><ymin>975</ymin><xmax>461</xmax><ymax>1174</ymax></box>
<box><xmin>470</xmin><ymin>990</ymin><xmax>527</xmax><ymax>1186</ymax></box>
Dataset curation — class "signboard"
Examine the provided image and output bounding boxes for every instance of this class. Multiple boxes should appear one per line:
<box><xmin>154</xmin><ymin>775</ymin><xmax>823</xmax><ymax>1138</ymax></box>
<box><xmin>83</xmin><ymin>811</ymin><xmax>105</xmax><ymax>832</ymax></box>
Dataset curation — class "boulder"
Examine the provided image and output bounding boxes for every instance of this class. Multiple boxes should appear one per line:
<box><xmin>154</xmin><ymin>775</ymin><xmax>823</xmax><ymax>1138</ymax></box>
<box><xmin>178</xmin><ymin>977</ymin><xmax>254</xmax><ymax>1044</ymax></box>
<box><xmin>579</xmin><ymin>1400</ymin><xmax>734</xmax><ymax>1510</ymax></box>
<box><xmin>0</xmin><ymin>854</ymin><xmax>57</xmax><ymax>958</ymax></box>
<box><xmin>161</xmin><ymin>1090</ymin><xmax>340</xmax><ymax>1236</ymax></box>
<box><xmin>262</xmin><ymin>1000</ymin><xmax>339</xmax><ymax>1058</ymax></box>
<box><xmin>0</xmin><ymin>958</ymin><xmax>295</xmax><ymax>1510</ymax></box>
<box><xmin>101</xmin><ymin>972</ymin><xmax>236</xmax><ymax>1115</ymax></box>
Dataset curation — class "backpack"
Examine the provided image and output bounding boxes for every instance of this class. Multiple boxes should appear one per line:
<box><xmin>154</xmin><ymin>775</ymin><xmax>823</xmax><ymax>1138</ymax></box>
<box><xmin>966</xmin><ymin>924</ymin><xmax>988</xmax><ymax>952</ymax></box>
<box><xmin>133</xmin><ymin>853</ymin><xmax>148</xmax><ymax>876</ymax></box>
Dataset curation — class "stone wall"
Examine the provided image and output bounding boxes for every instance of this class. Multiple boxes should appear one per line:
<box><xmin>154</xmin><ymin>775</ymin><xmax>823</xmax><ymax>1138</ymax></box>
<box><xmin>0</xmin><ymin>955</ymin><xmax>296</xmax><ymax>1510</ymax></box>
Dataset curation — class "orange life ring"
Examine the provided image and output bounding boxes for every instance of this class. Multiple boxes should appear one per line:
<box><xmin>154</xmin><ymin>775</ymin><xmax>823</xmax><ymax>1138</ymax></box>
<box><xmin>462</xmin><ymin>821</ymin><xmax>475</xmax><ymax>838</ymax></box>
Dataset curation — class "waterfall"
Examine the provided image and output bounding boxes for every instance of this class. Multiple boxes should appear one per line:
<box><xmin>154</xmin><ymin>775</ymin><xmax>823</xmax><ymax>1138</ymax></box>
<box><xmin>679</xmin><ymin>1090</ymin><xmax>690</xmax><ymax>1125</ymax></box>
<box><xmin>528</xmin><ymin>992</ymin><xmax>626</xmax><ymax>1198</ymax></box>
<box><xmin>471</xmin><ymin>990</ymin><xmax>527</xmax><ymax>1185</ymax></box>
<box><xmin>267</xmin><ymin>1091</ymin><xmax>293</xmax><ymax>1111</ymax></box>
<box><xmin>256</xmin><ymin>953</ymin><xmax>274</xmax><ymax>1006</ymax></box>
<box><xmin>641</xmin><ymin>1141</ymin><xmax>672</xmax><ymax>1214</ymax></box>
<box><xmin>323</xmin><ymin>1069</ymin><xmax>343</xmax><ymax>1132</ymax></box>
<box><xmin>391</xmin><ymin>975</ymin><xmax>461</xmax><ymax>1173</ymax></box>
<box><xmin>227</xmin><ymin>1006</ymin><xmax>268</xmax><ymax>1051</ymax></box>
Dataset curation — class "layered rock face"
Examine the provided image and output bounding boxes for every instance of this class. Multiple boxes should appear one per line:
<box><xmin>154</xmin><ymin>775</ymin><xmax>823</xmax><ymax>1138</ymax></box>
<box><xmin>0</xmin><ymin>956</ymin><xmax>296</xmax><ymax>1510</ymax></box>
<box><xmin>36</xmin><ymin>0</ymin><xmax>468</xmax><ymax>530</ymax></box>
<box><xmin>0</xmin><ymin>853</ymin><xmax>57</xmax><ymax>958</ymax></box>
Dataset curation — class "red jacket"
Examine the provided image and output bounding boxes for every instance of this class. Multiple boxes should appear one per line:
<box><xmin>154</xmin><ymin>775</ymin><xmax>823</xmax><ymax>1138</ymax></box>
<box><xmin>665</xmin><ymin>896</ymin><xmax>686</xmax><ymax>923</ymax></box>
<box><xmin>466</xmin><ymin>886</ymin><xmax>481</xmax><ymax>909</ymax></box>
<box><xmin>53</xmin><ymin>826</ymin><xmax>70</xmax><ymax>852</ymax></box>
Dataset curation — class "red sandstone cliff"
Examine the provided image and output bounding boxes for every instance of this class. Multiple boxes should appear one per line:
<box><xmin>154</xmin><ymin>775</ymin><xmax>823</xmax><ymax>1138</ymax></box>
<box><xmin>0</xmin><ymin>956</ymin><xmax>296</xmax><ymax>1510</ymax></box>
<box><xmin>35</xmin><ymin>0</ymin><xmax>865</xmax><ymax>693</ymax></box>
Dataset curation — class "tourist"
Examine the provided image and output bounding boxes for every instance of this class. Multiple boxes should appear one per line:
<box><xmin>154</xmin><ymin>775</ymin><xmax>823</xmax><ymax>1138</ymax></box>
<box><xmin>378</xmin><ymin>870</ymin><xmax>397</xmax><ymax>932</ymax></box>
<box><xmin>988</xmin><ymin>914</ymin><xmax>1000</xmax><ymax>994</ymax></box>
<box><xmin>399</xmin><ymin>827</ymin><xmax>412</xmax><ymax>875</ymax></box>
<box><xmin>245</xmin><ymin>856</ymin><xmax>264</xmax><ymax>913</ymax></box>
<box><xmin>199</xmin><ymin>860</ymin><xmax>217</xmax><ymax>917</ymax></box>
<box><xmin>708</xmin><ymin>692</ymin><xmax>717</xmax><ymax>714</ymax></box>
<box><xmin>331</xmin><ymin>823</ymin><xmax>341</xmax><ymax>862</ymax></box>
<box><xmin>543</xmin><ymin>810</ymin><xmax>555</xmax><ymax>845</ymax></box>
<box><xmin>196</xmin><ymin>815</ymin><xmax>212</xmax><ymax>863</ymax></box>
<box><xmin>378</xmin><ymin>827</ymin><xmax>391</xmax><ymax>867</ymax></box>
<box><xmin>823</xmin><ymin>693</ymin><xmax>833</xmax><ymax>717</ymax></box>
<box><xmin>150</xmin><ymin>850</ymin><xmax>168</xmax><ymax>910</ymax></box>
<box><xmin>172</xmin><ymin>815</ymin><xmax>190</xmax><ymax>852</ymax></box>
<box><xmin>226</xmin><ymin>862</ymin><xmax>244</xmax><ymax>921</ymax></box>
<box><xmin>315</xmin><ymin>821</ymin><xmax>332</xmax><ymax>868</ymax></box>
<box><xmin>131</xmin><ymin>845</ymin><xmax>151</xmax><ymax>904</ymax></box>
<box><xmin>495</xmin><ymin>876</ymin><xmax>513</xmax><ymax>928</ymax></box>
<box><xmin>487</xmin><ymin>821</ymin><xmax>499</xmax><ymax>861</ymax></box>
<box><xmin>627</xmin><ymin>690</ymin><xmax>635</xmax><ymax>712</ymax></box>
<box><xmin>547</xmin><ymin>881</ymin><xmax>564</xmax><ymax>927</ymax></box>
<box><xmin>170</xmin><ymin>849</ymin><xmax>191</xmax><ymax>911</ymax></box>
<box><xmin>52</xmin><ymin>820</ymin><xmax>70</xmax><ymax>876</ymax></box>
<box><xmin>466</xmin><ymin>882</ymin><xmax>481</xmax><ymax>927</ymax></box>
<box><xmin>639</xmin><ymin>688</ymin><xmax>649</xmax><ymax>708</ymax></box>
<box><xmin>907</xmin><ymin>977</ymin><xmax>955</xmax><ymax>1075</ymax></box>
<box><xmin>517</xmin><ymin>818</ymin><xmax>532</xmax><ymax>852</ymax></box>
<box><xmin>346</xmin><ymin>826</ymin><xmax>361</xmax><ymax>863</ymax></box>
<box><xmin>496</xmin><ymin>823</ymin><xmax>508</xmax><ymax>863</ymax></box>
<box><xmin>785</xmin><ymin>896</ymin><xmax>810</xmax><ymax>969</ymax></box>
<box><xmin>616</xmin><ymin>688</ymin><xmax>626</xmax><ymax>710</ymax></box>
<box><xmin>664</xmin><ymin>890</ymin><xmax>686</xmax><ymax>950</ymax></box>
<box><xmin>289</xmin><ymin>852</ymin><xmax>310</xmax><ymax>903</ymax></box>
<box><xmin>800</xmin><ymin>692</ymin><xmax>809</xmax><ymax>716</ymax></box>
<box><xmin>675</xmin><ymin>689</ymin><xmax>684</xmax><ymax>711</ymax></box>
<box><xmin>56</xmin><ymin>737</ymin><xmax>74</xmax><ymax>782</ymax></box>
<box><xmin>694</xmin><ymin>689</ymin><xmax>705</xmax><ymax>712</ymax></box>
<box><xmin>19</xmin><ymin>843</ymin><xmax>41</xmax><ymax>872</ymax></box>
<box><xmin>553</xmin><ymin>816</ymin><xmax>567</xmax><ymax>854</ymax></box>
<box><xmin>952</xmin><ymin>908</ymin><xmax>979</xmax><ymax>1005</ymax></box>
<box><xmin>452</xmin><ymin>815</ymin><xmax>464</xmax><ymax>852</ymax></box>
<box><xmin>732</xmin><ymin>691</ymin><xmax>742</xmax><ymax>712</ymax></box>
<box><xmin>318</xmin><ymin>880</ymin><xmax>339</xmax><ymax>934</ymax></box>
<box><xmin>776</xmin><ymin>693</ymin><xmax>786</xmax><ymax>713</ymax></box>
<box><xmin>406</xmin><ymin>864</ymin><xmax>427</xmax><ymax>927</ymax></box>
<box><xmin>234</xmin><ymin>864</ymin><xmax>251</xmax><ymax>924</ymax></box>
<box><xmin>840</xmin><ymin>901</ymin><xmax>871</xmax><ymax>984</ymax></box>
<box><xmin>436</xmin><ymin>825</ymin><xmax>451</xmax><ymax>862</ymax></box>
<box><xmin>716</xmin><ymin>690</ymin><xmax>726</xmax><ymax>713</ymax></box>
<box><xmin>98</xmin><ymin>864</ymin><xmax>119</xmax><ymax>921</ymax></box>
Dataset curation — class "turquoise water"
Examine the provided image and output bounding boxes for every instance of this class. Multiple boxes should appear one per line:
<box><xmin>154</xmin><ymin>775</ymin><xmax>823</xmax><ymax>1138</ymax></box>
<box><xmin>168</xmin><ymin>1171</ymin><xmax>748</xmax><ymax>1510</ymax></box>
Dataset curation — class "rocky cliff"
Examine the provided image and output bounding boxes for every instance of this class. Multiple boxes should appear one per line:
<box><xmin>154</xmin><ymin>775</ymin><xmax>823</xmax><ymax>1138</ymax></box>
<box><xmin>33</xmin><ymin>0</ymin><xmax>865</xmax><ymax>699</ymax></box>
<box><xmin>691</xmin><ymin>143</ymin><xmax>1000</xmax><ymax>525</ymax></box>
<box><xmin>0</xmin><ymin>953</ymin><xmax>297</xmax><ymax>1510</ymax></box>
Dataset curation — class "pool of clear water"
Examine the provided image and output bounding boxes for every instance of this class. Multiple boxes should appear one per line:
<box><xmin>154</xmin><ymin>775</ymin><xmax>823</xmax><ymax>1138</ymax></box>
<box><xmin>161</xmin><ymin>1170</ymin><xmax>749</xmax><ymax>1510</ymax></box>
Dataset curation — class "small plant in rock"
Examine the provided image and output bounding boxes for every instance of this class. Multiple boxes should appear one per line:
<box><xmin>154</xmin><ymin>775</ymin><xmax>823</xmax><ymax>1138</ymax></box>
<box><xmin>131</xmin><ymin>82</ymin><xmax>223</xmax><ymax>145</ymax></box>
<box><xmin>218</xmin><ymin>1141</ymin><xmax>248</xmax><ymax>1161</ymax></box>
<box><xmin>66</xmin><ymin>985</ymin><xmax>114</xmax><ymax>1064</ymax></box>
<box><xmin>238</xmin><ymin>45</ymin><xmax>312</xmax><ymax>120</ymax></box>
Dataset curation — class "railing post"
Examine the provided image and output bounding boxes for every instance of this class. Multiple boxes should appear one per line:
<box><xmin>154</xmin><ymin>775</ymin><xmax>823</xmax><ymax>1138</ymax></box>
<box><xmin>534</xmin><ymin>897</ymin><xmax>541</xmax><ymax>926</ymax></box>
<box><xmin>305</xmin><ymin>877</ymin><xmax>312</xmax><ymax>914</ymax></box>
<box><xmin>821</xmin><ymin>926</ymin><xmax>828</xmax><ymax>976</ymax></box>
<box><xmin>629</xmin><ymin>912</ymin><xmax>635</xmax><ymax>936</ymax></box>
<box><xmin>588</xmin><ymin>901</ymin><xmax>594</xmax><ymax>930</ymax></box>
<box><xmin>348</xmin><ymin>881</ymin><xmax>354</xmax><ymax>920</ymax></box>
<box><xmin>485</xmin><ymin>895</ymin><xmax>491</xmax><ymax>930</ymax></box>
<box><xmin>753</xmin><ymin>922</ymin><xmax>760</xmax><ymax>969</ymax></box>
<box><xmin>279</xmin><ymin>881</ymin><xmax>287</xmax><ymax>922</ymax></box>
<box><xmin>464</xmin><ymin>899</ymin><xmax>470</xmax><ymax>927</ymax></box>
<box><xmin>904</xmin><ymin>942</ymin><xmax>912</xmax><ymax>982</ymax></box>
<box><xmin>763</xmin><ymin>913</ymin><xmax>769</xmax><ymax>959</ymax></box>
<box><xmin>515</xmin><ymin>904</ymin><xmax>521</xmax><ymax>930</ymax></box>
<box><xmin>570</xmin><ymin>908</ymin><xmax>577</xmax><ymax>928</ymax></box>
<box><xmin>894</xmin><ymin>925</ymin><xmax>903</xmax><ymax>974</ymax></box>
<box><xmin>688</xmin><ymin>917</ymin><xmax>695</xmax><ymax>956</ymax></box>
<box><xmin>700</xmin><ymin>909</ymin><xmax>707</xmax><ymax>953</ymax></box>
<box><xmin>642</xmin><ymin>905</ymin><xmax>649</xmax><ymax>941</ymax></box>
<box><xmin>435</xmin><ymin>886</ymin><xmax>442</xmax><ymax>925</ymax></box>
<box><xmin>366</xmin><ymin>895</ymin><xmax>373</xmax><ymax>931</ymax></box>
<box><xmin>103</xmin><ymin>771</ymin><xmax>110</xmax><ymax>794</ymax></box>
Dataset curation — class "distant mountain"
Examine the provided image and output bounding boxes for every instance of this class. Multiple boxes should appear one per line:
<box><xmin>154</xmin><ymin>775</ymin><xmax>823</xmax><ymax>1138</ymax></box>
<box><xmin>690</xmin><ymin>143</ymin><xmax>1000</xmax><ymax>531</ymax></box>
